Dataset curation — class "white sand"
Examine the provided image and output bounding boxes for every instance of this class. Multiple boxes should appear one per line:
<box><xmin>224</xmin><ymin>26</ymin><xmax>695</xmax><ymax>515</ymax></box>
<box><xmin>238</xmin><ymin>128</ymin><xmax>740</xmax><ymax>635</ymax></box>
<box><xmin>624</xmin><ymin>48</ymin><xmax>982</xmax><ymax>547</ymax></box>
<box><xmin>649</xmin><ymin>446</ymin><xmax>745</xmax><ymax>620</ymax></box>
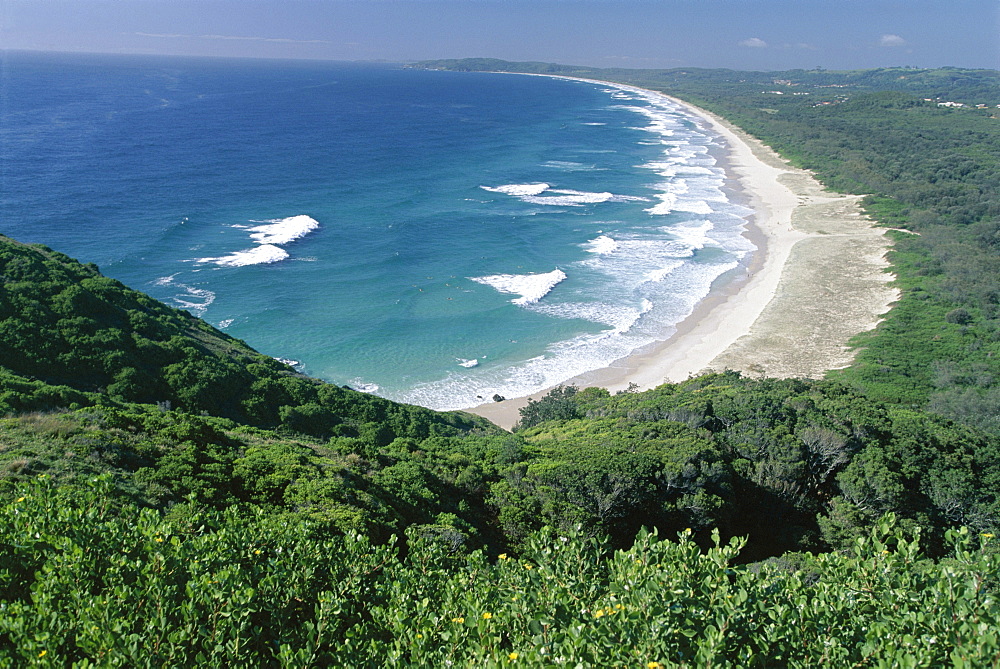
<box><xmin>466</xmin><ymin>80</ymin><xmax>898</xmax><ymax>430</ymax></box>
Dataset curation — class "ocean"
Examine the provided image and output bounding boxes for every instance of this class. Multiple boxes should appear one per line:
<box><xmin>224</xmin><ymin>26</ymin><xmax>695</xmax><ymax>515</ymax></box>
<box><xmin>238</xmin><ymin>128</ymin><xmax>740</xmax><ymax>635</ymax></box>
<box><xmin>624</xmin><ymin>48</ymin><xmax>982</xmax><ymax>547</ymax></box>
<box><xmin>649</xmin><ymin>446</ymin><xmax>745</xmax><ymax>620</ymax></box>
<box><xmin>0</xmin><ymin>52</ymin><xmax>754</xmax><ymax>410</ymax></box>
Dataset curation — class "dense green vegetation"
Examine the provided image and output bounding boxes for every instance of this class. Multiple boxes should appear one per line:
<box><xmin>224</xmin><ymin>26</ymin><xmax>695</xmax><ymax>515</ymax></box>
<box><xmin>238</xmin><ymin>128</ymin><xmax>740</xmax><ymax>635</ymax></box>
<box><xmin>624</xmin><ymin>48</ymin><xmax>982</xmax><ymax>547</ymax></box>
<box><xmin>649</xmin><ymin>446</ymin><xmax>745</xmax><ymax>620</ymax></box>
<box><xmin>3</xmin><ymin>61</ymin><xmax>1000</xmax><ymax>663</ymax></box>
<box><xmin>3</xmin><ymin>476</ymin><xmax>997</xmax><ymax>667</ymax></box>
<box><xmin>508</xmin><ymin>376</ymin><xmax>1000</xmax><ymax>560</ymax></box>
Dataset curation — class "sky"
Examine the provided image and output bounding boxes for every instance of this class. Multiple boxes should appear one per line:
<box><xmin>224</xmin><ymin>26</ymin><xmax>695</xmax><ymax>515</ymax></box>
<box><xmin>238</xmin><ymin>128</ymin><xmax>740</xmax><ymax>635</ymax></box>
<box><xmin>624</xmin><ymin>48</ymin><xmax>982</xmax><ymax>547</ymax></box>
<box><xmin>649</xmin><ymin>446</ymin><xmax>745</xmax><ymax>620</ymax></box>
<box><xmin>2</xmin><ymin>0</ymin><xmax>998</xmax><ymax>71</ymax></box>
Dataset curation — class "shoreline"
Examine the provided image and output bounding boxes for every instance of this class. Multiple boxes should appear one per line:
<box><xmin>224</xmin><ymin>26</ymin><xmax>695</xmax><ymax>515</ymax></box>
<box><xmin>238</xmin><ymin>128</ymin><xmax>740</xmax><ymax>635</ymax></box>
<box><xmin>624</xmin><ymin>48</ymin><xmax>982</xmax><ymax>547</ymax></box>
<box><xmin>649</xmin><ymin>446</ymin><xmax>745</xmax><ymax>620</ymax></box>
<box><xmin>466</xmin><ymin>78</ymin><xmax>898</xmax><ymax>430</ymax></box>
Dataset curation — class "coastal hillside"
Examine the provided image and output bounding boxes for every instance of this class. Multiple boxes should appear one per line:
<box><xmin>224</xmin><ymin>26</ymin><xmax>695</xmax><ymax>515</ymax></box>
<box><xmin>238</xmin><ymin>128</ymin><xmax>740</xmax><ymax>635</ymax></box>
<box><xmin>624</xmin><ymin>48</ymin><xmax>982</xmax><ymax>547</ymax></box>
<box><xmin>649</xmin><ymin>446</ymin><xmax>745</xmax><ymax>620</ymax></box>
<box><xmin>2</xmin><ymin>63</ymin><xmax>999</xmax><ymax>664</ymax></box>
<box><xmin>0</xmin><ymin>235</ymin><xmax>490</xmax><ymax>440</ymax></box>
<box><xmin>0</xmin><ymin>234</ymin><xmax>516</xmax><ymax>548</ymax></box>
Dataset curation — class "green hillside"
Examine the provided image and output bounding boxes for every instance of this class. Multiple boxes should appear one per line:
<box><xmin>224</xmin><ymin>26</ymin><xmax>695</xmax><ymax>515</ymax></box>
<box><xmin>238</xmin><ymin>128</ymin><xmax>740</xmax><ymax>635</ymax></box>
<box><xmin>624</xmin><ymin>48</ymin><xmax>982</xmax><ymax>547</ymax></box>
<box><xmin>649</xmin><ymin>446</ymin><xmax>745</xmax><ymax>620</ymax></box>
<box><xmin>0</xmin><ymin>235</ymin><xmax>490</xmax><ymax>440</ymax></box>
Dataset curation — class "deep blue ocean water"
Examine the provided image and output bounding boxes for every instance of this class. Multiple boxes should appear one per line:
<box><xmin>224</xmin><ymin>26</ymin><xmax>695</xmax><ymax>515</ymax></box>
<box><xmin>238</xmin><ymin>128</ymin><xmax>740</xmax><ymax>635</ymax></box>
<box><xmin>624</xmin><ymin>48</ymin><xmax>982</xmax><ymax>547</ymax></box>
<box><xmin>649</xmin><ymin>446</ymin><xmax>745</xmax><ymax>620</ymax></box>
<box><xmin>1</xmin><ymin>52</ymin><xmax>754</xmax><ymax>409</ymax></box>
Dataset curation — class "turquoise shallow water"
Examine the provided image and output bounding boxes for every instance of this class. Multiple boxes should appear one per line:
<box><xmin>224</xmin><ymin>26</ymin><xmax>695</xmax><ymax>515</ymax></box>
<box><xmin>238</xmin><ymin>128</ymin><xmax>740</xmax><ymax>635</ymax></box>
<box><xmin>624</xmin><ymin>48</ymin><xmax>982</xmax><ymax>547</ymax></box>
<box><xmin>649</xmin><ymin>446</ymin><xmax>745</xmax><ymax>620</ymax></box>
<box><xmin>1</xmin><ymin>52</ymin><xmax>753</xmax><ymax>409</ymax></box>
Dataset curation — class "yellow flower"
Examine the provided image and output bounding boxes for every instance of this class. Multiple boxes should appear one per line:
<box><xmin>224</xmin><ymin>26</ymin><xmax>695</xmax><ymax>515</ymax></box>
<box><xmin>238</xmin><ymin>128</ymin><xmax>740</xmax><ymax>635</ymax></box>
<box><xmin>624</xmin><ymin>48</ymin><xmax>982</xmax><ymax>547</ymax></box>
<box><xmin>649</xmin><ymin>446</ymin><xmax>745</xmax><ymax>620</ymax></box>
<box><xmin>451</xmin><ymin>617</ymin><xmax>465</xmax><ymax>624</ymax></box>
<box><xmin>253</xmin><ymin>549</ymin><xmax>262</xmax><ymax>555</ymax></box>
<box><xmin>39</xmin><ymin>650</ymin><xmax>47</xmax><ymax>658</ymax></box>
<box><xmin>647</xmin><ymin>662</ymin><xmax>662</xmax><ymax>669</ymax></box>
<box><xmin>508</xmin><ymin>652</ymin><xmax>519</xmax><ymax>660</ymax></box>
<box><xmin>523</xmin><ymin>564</ymin><xmax>533</xmax><ymax>570</ymax></box>
<box><xmin>16</xmin><ymin>497</ymin><xmax>25</xmax><ymax>503</ymax></box>
<box><xmin>594</xmin><ymin>609</ymin><xmax>605</xmax><ymax>619</ymax></box>
<box><xmin>983</xmin><ymin>533</ymin><xmax>995</xmax><ymax>539</ymax></box>
<box><xmin>498</xmin><ymin>553</ymin><xmax>508</xmax><ymax>560</ymax></box>
<box><xmin>155</xmin><ymin>537</ymin><xmax>164</xmax><ymax>543</ymax></box>
<box><xmin>416</xmin><ymin>633</ymin><xmax>423</xmax><ymax>639</ymax></box>
<box><xmin>482</xmin><ymin>612</ymin><xmax>493</xmax><ymax>620</ymax></box>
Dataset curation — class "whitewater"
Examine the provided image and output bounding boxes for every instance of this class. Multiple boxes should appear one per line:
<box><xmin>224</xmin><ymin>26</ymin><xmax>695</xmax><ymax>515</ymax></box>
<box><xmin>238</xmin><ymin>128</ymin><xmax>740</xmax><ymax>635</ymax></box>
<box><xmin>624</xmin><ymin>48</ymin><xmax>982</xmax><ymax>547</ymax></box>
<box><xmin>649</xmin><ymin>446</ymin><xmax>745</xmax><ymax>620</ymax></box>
<box><xmin>0</xmin><ymin>53</ymin><xmax>754</xmax><ymax>410</ymax></box>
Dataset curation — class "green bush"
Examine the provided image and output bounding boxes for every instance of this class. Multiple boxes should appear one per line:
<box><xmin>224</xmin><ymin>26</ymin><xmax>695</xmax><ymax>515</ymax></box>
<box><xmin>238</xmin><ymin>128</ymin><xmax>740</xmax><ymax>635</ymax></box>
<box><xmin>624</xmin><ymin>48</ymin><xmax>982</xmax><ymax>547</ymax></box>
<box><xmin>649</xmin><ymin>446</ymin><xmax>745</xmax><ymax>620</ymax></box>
<box><xmin>1</xmin><ymin>476</ymin><xmax>997</xmax><ymax>667</ymax></box>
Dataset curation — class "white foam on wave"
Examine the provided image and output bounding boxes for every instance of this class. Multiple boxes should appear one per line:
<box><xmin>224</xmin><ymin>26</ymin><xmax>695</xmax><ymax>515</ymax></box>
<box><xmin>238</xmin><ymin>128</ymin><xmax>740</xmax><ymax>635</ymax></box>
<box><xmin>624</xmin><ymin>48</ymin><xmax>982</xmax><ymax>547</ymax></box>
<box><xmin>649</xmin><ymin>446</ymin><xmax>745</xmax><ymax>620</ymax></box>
<box><xmin>581</xmin><ymin>235</ymin><xmax>701</xmax><ymax>289</ymax></box>
<box><xmin>645</xmin><ymin>265</ymin><xmax>680</xmax><ymax>282</ymax></box>
<box><xmin>584</xmin><ymin>235</ymin><xmax>618</xmax><ymax>255</ymax></box>
<box><xmin>481</xmin><ymin>183</ymin><xmax>550</xmax><ymax>197</ymax></box>
<box><xmin>573</xmin><ymin>218</ymin><xmax>723</xmax><ymax>298</ymax></box>
<box><xmin>640</xmin><ymin>160</ymin><xmax>714</xmax><ymax>177</ymax></box>
<box><xmin>645</xmin><ymin>193</ymin><xmax>677</xmax><ymax>216</ymax></box>
<box><xmin>196</xmin><ymin>215</ymin><xmax>320</xmax><ymax>267</ymax></box>
<box><xmin>396</xmin><ymin>311</ymin><xmax>658</xmax><ymax>412</ymax></box>
<box><xmin>648</xmin><ymin>195</ymin><xmax>714</xmax><ymax>216</ymax></box>
<box><xmin>152</xmin><ymin>274</ymin><xmax>216</xmax><ymax>317</ymax></box>
<box><xmin>645</xmin><ymin>169</ymin><xmax>727</xmax><ymax>216</ymax></box>
<box><xmin>532</xmin><ymin>297</ymin><xmax>653</xmax><ymax>333</ymax></box>
<box><xmin>349</xmin><ymin>379</ymin><xmax>380</xmax><ymax>394</ymax></box>
<box><xmin>153</xmin><ymin>274</ymin><xmax>176</xmax><ymax>287</ymax></box>
<box><xmin>246</xmin><ymin>215</ymin><xmax>321</xmax><ymax>245</ymax></box>
<box><xmin>542</xmin><ymin>160</ymin><xmax>602</xmax><ymax>171</ymax></box>
<box><xmin>470</xmin><ymin>269</ymin><xmax>567</xmax><ymax>306</ymax></box>
<box><xmin>484</xmin><ymin>182</ymin><xmax>647</xmax><ymax>207</ymax></box>
<box><xmin>526</xmin><ymin>189</ymin><xmax>615</xmax><ymax>206</ymax></box>
<box><xmin>199</xmin><ymin>244</ymin><xmax>289</xmax><ymax>267</ymax></box>
<box><xmin>664</xmin><ymin>218</ymin><xmax>716</xmax><ymax>244</ymax></box>
<box><xmin>457</xmin><ymin>358</ymin><xmax>479</xmax><ymax>368</ymax></box>
<box><xmin>397</xmin><ymin>252</ymin><xmax>747</xmax><ymax>412</ymax></box>
<box><xmin>601</xmin><ymin>84</ymin><xmax>735</xmax><ymax>221</ymax></box>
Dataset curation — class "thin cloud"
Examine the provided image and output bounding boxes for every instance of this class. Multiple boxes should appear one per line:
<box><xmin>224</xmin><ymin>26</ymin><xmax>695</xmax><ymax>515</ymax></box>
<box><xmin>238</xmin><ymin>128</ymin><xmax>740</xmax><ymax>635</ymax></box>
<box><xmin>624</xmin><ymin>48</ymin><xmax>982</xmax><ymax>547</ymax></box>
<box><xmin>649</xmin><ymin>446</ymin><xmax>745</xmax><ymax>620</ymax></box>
<box><xmin>739</xmin><ymin>37</ymin><xmax>768</xmax><ymax>48</ymax></box>
<box><xmin>135</xmin><ymin>32</ymin><xmax>189</xmax><ymax>39</ymax></box>
<box><xmin>134</xmin><ymin>32</ymin><xmax>331</xmax><ymax>45</ymax></box>
<box><xmin>773</xmin><ymin>42</ymin><xmax>818</xmax><ymax>51</ymax></box>
<box><xmin>879</xmin><ymin>34</ymin><xmax>907</xmax><ymax>47</ymax></box>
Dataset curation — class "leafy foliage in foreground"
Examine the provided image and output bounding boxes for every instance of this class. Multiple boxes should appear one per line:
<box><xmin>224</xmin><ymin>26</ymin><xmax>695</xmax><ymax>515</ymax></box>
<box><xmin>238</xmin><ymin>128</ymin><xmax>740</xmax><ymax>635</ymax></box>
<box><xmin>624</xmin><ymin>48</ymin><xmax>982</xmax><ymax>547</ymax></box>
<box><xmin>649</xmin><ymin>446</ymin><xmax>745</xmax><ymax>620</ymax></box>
<box><xmin>2</xmin><ymin>476</ymin><xmax>997</xmax><ymax>667</ymax></box>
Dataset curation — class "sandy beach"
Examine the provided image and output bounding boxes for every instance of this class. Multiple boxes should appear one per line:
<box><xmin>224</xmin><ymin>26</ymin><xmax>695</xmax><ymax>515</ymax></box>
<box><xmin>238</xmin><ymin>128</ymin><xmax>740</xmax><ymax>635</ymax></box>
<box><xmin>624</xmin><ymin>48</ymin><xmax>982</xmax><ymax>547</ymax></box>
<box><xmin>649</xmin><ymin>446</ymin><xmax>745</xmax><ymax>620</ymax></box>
<box><xmin>467</xmin><ymin>81</ymin><xmax>898</xmax><ymax>430</ymax></box>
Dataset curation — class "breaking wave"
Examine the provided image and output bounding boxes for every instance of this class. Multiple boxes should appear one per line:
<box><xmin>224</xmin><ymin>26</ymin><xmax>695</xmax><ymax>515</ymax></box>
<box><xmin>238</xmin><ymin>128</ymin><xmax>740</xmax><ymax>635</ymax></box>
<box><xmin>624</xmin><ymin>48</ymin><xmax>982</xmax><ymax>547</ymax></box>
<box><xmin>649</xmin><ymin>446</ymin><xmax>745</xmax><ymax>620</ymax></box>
<box><xmin>470</xmin><ymin>269</ymin><xmax>567</xmax><ymax>306</ymax></box>
<box><xmin>197</xmin><ymin>215</ymin><xmax>320</xmax><ymax>267</ymax></box>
